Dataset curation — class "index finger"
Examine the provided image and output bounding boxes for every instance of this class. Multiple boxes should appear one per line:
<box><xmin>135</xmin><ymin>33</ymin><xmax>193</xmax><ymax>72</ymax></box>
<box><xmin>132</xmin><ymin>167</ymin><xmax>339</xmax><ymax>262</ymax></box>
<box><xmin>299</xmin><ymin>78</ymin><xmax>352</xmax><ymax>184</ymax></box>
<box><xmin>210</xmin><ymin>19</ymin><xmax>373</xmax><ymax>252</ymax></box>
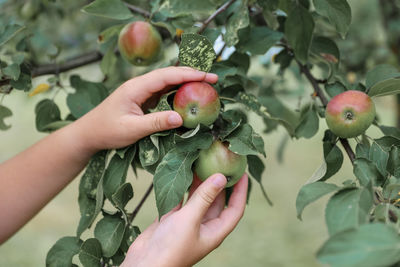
<box><xmin>125</xmin><ymin>66</ymin><xmax>219</xmax><ymax>104</ymax></box>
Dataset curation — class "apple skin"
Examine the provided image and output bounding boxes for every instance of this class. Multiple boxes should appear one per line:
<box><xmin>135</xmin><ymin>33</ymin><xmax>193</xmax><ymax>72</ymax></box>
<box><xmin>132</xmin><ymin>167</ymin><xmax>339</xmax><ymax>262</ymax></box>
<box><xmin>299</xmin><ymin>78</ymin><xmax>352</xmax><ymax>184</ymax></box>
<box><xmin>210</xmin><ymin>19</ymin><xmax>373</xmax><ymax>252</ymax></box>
<box><xmin>325</xmin><ymin>90</ymin><xmax>376</xmax><ymax>138</ymax></box>
<box><xmin>118</xmin><ymin>21</ymin><xmax>162</xmax><ymax>66</ymax></box>
<box><xmin>194</xmin><ymin>140</ymin><xmax>247</xmax><ymax>188</ymax></box>
<box><xmin>173</xmin><ymin>82</ymin><xmax>221</xmax><ymax>128</ymax></box>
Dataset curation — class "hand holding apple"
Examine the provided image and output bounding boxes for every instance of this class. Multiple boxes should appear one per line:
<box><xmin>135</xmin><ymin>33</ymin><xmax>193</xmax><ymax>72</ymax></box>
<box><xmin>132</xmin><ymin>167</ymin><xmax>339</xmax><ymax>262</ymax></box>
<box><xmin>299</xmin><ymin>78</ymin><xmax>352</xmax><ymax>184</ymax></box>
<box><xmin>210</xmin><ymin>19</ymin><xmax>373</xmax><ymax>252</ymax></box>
<box><xmin>325</xmin><ymin>90</ymin><xmax>376</xmax><ymax>138</ymax></box>
<box><xmin>122</xmin><ymin>173</ymin><xmax>248</xmax><ymax>267</ymax></box>
<box><xmin>173</xmin><ymin>81</ymin><xmax>221</xmax><ymax>128</ymax></box>
<box><xmin>195</xmin><ymin>140</ymin><xmax>247</xmax><ymax>187</ymax></box>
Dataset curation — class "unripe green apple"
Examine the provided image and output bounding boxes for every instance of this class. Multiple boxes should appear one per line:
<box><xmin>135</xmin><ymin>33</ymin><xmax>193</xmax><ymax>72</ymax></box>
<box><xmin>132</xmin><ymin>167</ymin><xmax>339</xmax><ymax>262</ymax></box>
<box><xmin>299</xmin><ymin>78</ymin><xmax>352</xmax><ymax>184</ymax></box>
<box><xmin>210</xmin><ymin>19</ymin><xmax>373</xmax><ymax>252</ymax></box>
<box><xmin>194</xmin><ymin>140</ymin><xmax>247</xmax><ymax>187</ymax></box>
<box><xmin>325</xmin><ymin>90</ymin><xmax>376</xmax><ymax>138</ymax></box>
<box><xmin>118</xmin><ymin>21</ymin><xmax>162</xmax><ymax>66</ymax></box>
<box><xmin>173</xmin><ymin>82</ymin><xmax>221</xmax><ymax>128</ymax></box>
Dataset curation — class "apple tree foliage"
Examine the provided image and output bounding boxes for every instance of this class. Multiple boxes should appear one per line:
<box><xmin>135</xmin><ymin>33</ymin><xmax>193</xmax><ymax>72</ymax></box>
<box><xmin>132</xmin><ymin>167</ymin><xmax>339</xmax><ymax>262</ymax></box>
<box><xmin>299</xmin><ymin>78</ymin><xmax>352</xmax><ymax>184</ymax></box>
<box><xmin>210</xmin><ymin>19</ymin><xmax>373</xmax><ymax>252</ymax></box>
<box><xmin>2</xmin><ymin>0</ymin><xmax>400</xmax><ymax>266</ymax></box>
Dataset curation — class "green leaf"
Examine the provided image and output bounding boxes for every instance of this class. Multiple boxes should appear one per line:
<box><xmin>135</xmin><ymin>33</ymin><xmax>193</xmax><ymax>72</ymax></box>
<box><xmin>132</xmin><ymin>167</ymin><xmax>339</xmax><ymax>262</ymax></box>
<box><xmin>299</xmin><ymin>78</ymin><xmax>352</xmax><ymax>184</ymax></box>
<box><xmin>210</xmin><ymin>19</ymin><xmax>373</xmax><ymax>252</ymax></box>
<box><xmin>296</xmin><ymin>182</ymin><xmax>340</xmax><ymax>220</ymax></box>
<box><xmin>247</xmin><ymin>155</ymin><xmax>272</xmax><ymax>205</ymax></box>
<box><xmin>0</xmin><ymin>23</ymin><xmax>24</xmax><ymax>46</ymax></box>
<box><xmin>10</xmin><ymin>64</ymin><xmax>31</xmax><ymax>91</ymax></box>
<box><xmin>174</xmin><ymin>126</ymin><xmax>213</xmax><ymax>153</ymax></box>
<box><xmin>0</xmin><ymin>105</ymin><xmax>12</xmax><ymax>130</ymax></box>
<box><xmin>325</xmin><ymin>81</ymin><xmax>346</xmax><ymax>98</ymax></box>
<box><xmin>46</xmin><ymin>236</ymin><xmax>82</xmax><ymax>267</ymax></box>
<box><xmin>369</xmin><ymin>142</ymin><xmax>389</xmax><ymax>177</ymax></box>
<box><xmin>149</xmin><ymin>93</ymin><xmax>172</xmax><ymax>112</ymax></box>
<box><xmin>217</xmin><ymin>109</ymin><xmax>245</xmax><ymax>139</ymax></box>
<box><xmin>138</xmin><ymin>136</ymin><xmax>160</xmax><ymax>168</ymax></box>
<box><xmin>158</xmin><ymin>0</ymin><xmax>217</xmax><ymax>18</ymax></box>
<box><xmin>368</xmin><ymin>77</ymin><xmax>400</xmax><ymax>97</ymax></box>
<box><xmin>178</xmin><ymin>33</ymin><xmax>216</xmax><ymax>72</ymax></box>
<box><xmin>67</xmin><ymin>75</ymin><xmax>109</xmax><ymax>118</ymax></box>
<box><xmin>224</xmin><ymin>0</ymin><xmax>250</xmax><ymax>46</ymax></box>
<box><xmin>35</xmin><ymin>99</ymin><xmax>62</xmax><ymax>132</ymax></box>
<box><xmin>317</xmin><ymin>223</ymin><xmax>400</xmax><ymax>267</ymax></box>
<box><xmin>353</xmin><ymin>158</ymin><xmax>382</xmax><ymax>187</ymax></box>
<box><xmin>94</xmin><ymin>215</ymin><xmax>126</xmax><ymax>258</ymax></box>
<box><xmin>236</xmin><ymin>26</ymin><xmax>283</xmax><ymax>55</ymax></box>
<box><xmin>311</xmin><ymin>36</ymin><xmax>340</xmax><ymax>64</ymax></box>
<box><xmin>78</xmin><ymin>238</ymin><xmax>102</xmax><ymax>267</ymax></box>
<box><xmin>112</xmin><ymin>183</ymin><xmax>134</xmax><ymax>210</ymax></box>
<box><xmin>313</xmin><ymin>0</ymin><xmax>351</xmax><ymax>38</ymax></box>
<box><xmin>225</xmin><ymin>124</ymin><xmax>265</xmax><ymax>156</ymax></box>
<box><xmin>285</xmin><ymin>4</ymin><xmax>314</xmax><ymax>64</ymax></box>
<box><xmin>77</xmin><ymin>151</ymin><xmax>108</xmax><ymax>237</ymax></box>
<box><xmin>379</xmin><ymin>125</ymin><xmax>400</xmax><ymax>140</ymax></box>
<box><xmin>321</xmin><ymin>143</ymin><xmax>343</xmax><ymax>180</ymax></box>
<box><xmin>388</xmin><ymin>146</ymin><xmax>400</xmax><ymax>176</ymax></box>
<box><xmin>100</xmin><ymin>46</ymin><xmax>118</xmax><ymax>76</ymax></box>
<box><xmin>325</xmin><ymin>188</ymin><xmax>373</xmax><ymax>236</ymax></box>
<box><xmin>355</xmin><ymin>143</ymin><xmax>370</xmax><ymax>159</ymax></box>
<box><xmin>375</xmin><ymin>136</ymin><xmax>400</xmax><ymax>149</ymax></box>
<box><xmin>98</xmin><ymin>24</ymin><xmax>124</xmax><ymax>44</ymax></box>
<box><xmin>366</xmin><ymin>64</ymin><xmax>400</xmax><ymax>89</ymax></box>
<box><xmin>82</xmin><ymin>0</ymin><xmax>133</xmax><ymax>20</ymax></box>
<box><xmin>2</xmin><ymin>63</ymin><xmax>20</xmax><ymax>80</ymax></box>
<box><xmin>154</xmin><ymin>149</ymin><xmax>199</xmax><ymax>218</ymax></box>
<box><xmin>295</xmin><ymin>106</ymin><xmax>319</xmax><ymax>139</ymax></box>
<box><xmin>103</xmin><ymin>146</ymin><xmax>136</xmax><ymax>200</ymax></box>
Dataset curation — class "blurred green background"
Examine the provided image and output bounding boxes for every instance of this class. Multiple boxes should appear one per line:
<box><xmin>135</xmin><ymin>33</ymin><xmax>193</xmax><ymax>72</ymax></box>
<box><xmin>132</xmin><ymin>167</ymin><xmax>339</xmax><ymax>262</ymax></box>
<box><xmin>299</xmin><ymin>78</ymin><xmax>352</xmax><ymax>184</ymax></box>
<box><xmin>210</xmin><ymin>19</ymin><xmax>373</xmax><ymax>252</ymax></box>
<box><xmin>1</xmin><ymin>0</ymin><xmax>399</xmax><ymax>266</ymax></box>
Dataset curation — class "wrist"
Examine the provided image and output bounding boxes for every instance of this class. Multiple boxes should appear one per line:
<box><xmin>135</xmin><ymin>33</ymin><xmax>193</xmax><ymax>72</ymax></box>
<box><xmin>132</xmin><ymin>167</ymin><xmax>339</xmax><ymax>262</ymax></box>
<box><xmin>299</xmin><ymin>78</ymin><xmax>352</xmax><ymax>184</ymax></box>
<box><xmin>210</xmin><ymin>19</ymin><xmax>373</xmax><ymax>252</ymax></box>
<box><xmin>59</xmin><ymin>119</ymin><xmax>99</xmax><ymax>160</ymax></box>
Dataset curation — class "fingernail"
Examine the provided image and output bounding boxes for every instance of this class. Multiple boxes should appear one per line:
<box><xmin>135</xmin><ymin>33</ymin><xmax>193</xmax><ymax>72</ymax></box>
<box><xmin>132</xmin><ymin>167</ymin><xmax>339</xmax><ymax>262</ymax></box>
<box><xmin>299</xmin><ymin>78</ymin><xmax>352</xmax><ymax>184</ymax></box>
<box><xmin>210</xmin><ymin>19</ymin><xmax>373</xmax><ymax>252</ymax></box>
<box><xmin>212</xmin><ymin>174</ymin><xmax>226</xmax><ymax>188</ymax></box>
<box><xmin>206</xmin><ymin>73</ymin><xmax>218</xmax><ymax>81</ymax></box>
<box><xmin>168</xmin><ymin>113</ymin><xmax>182</xmax><ymax>126</ymax></box>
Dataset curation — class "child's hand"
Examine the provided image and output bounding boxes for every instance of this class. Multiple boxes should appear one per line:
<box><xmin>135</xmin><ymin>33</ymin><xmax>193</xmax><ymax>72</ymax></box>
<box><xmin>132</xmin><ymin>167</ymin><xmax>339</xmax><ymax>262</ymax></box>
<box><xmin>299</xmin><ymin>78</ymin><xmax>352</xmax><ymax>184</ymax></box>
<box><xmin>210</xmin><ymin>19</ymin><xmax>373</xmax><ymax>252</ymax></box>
<box><xmin>121</xmin><ymin>174</ymin><xmax>248</xmax><ymax>267</ymax></box>
<box><xmin>73</xmin><ymin>67</ymin><xmax>218</xmax><ymax>153</ymax></box>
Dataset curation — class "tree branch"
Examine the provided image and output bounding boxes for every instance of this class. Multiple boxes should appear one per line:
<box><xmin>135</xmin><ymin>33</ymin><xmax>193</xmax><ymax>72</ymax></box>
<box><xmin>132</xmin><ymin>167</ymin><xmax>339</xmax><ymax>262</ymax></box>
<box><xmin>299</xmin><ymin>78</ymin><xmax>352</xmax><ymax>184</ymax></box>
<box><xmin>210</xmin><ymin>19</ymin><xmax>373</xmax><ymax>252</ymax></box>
<box><xmin>297</xmin><ymin>61</ymin><xmax>356</xmax><ymax>164</ymax></box>
<box><xmin>31</xmin><ymin>51</ymin><xmax>103</xmax><ymax>77</ymax></box>
<box><xmin>197</xmin><ymin>0</ymin><xmax>237</xmax><ymax>34</ymax></box>
<box><xmin>297</xmin><ymin>62</ymin><xmax>329</xmax><ymax>106</ymax></box>
<box><xmin>128</xmin><ymin>183</ymin><xmax>154</xmax><ymax>223</ymax></box>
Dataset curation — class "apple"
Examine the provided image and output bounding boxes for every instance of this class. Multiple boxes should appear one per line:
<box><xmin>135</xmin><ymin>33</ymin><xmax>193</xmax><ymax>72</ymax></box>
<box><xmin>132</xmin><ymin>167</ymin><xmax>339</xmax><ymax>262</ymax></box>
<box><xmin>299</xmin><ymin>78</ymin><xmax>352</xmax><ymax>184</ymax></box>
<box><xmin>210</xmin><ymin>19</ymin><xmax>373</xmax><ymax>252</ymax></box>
<box><xmin>194</xmin><ymin>140</ymin><xmax>247</xmax><ymax>187</ymax></box>
<box><xmin>325</xmin><ymin>90</ymin><xmax>376</xmax><ymax>138</ymax></box>
<box><xmin>173</xmin><ymin>82</ymin><xmax>221</xmax><ymax>128</ymax></box>
<box><xmin>118</xmin><ymin>21</ymin><xmax>162</xmax><ymax>66</ymax></box>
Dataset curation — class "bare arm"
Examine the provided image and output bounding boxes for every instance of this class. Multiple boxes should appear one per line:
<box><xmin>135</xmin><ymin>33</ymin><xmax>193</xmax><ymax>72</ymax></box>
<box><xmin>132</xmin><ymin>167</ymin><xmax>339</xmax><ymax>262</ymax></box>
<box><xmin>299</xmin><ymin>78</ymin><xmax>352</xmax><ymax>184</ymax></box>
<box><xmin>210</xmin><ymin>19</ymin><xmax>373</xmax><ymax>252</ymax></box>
<box><xmin>0</xmin><ymin>67</ymin><xmax>218</xmax><ymax>243</ymax></box>
<box><xmin>0</xmin><ymin>123</ymin><xmax>95</xmax><ymax>243</ymax></box>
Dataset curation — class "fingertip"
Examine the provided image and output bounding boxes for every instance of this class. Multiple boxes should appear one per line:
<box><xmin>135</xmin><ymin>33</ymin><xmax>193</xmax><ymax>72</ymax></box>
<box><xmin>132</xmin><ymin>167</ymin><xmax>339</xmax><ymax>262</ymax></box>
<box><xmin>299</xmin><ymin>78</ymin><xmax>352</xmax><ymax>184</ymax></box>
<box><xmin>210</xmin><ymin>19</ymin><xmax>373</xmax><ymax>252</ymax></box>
<box><xmin>167</xmin><ymin>111</ymin><xmax>183</xmax><ymax>127</ymax></box>
<box><xmin>205</xmin><ymin>73</ymin><xmax>218</xmax><ymax>83</ymax></box>
<box><xmin>210</xmin><ymin>173</ymin><xmax>227</xmax><ymax>189</ymax></box>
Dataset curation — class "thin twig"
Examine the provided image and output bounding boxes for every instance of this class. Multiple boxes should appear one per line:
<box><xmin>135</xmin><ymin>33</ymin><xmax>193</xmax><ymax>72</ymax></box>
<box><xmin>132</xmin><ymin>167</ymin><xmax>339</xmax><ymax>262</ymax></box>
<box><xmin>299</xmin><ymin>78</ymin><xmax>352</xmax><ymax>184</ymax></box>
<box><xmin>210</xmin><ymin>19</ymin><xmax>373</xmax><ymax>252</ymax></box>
<box><xmin>197</xmin><ymin>0</ymin><xmax>237</xmax><ymax>34</ymax></box>
<box><xmin>124</xmin><ymin>2</ymin><xmax>151</xmax><ymax>18</ymax></box>
<box><xmin>297</xmin><ymin>62</ymin><xmax>329</xmax><ymax>106</ymax></box>
<box><xmin>128</xmin><ymin>183</ymin><xmax>154</xmax><ymax>223</ymax></box>
<box><xmin>216</xmin><ymin>43</ymin><xmax>227</xmax><ymax>60</ymax></box>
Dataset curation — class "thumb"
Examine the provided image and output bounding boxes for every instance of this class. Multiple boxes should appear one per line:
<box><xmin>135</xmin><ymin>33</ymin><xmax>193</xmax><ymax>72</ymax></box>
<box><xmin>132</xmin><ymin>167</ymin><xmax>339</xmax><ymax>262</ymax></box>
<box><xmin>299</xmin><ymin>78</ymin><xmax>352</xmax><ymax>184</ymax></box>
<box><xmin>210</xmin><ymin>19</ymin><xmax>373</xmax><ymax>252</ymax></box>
<box><xmin>133</xmin><ymin>111</ymin><xmax>182</xmax><ymax>139</ymax></box>
<box><xmin>183</xmin><ymin>174</ymin><xmax>227</xmax><ymax>223</ymax></box>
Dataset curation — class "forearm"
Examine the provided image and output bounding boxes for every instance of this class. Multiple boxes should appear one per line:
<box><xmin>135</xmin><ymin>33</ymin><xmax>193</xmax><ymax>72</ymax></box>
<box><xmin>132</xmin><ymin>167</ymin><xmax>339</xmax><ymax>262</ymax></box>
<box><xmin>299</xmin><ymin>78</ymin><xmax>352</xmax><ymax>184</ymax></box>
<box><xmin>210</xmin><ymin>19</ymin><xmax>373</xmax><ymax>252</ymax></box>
<box><xmin>0</xmin><ymin>122</ymin><xmax>96</xmax><ymax>243</ymax></box>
